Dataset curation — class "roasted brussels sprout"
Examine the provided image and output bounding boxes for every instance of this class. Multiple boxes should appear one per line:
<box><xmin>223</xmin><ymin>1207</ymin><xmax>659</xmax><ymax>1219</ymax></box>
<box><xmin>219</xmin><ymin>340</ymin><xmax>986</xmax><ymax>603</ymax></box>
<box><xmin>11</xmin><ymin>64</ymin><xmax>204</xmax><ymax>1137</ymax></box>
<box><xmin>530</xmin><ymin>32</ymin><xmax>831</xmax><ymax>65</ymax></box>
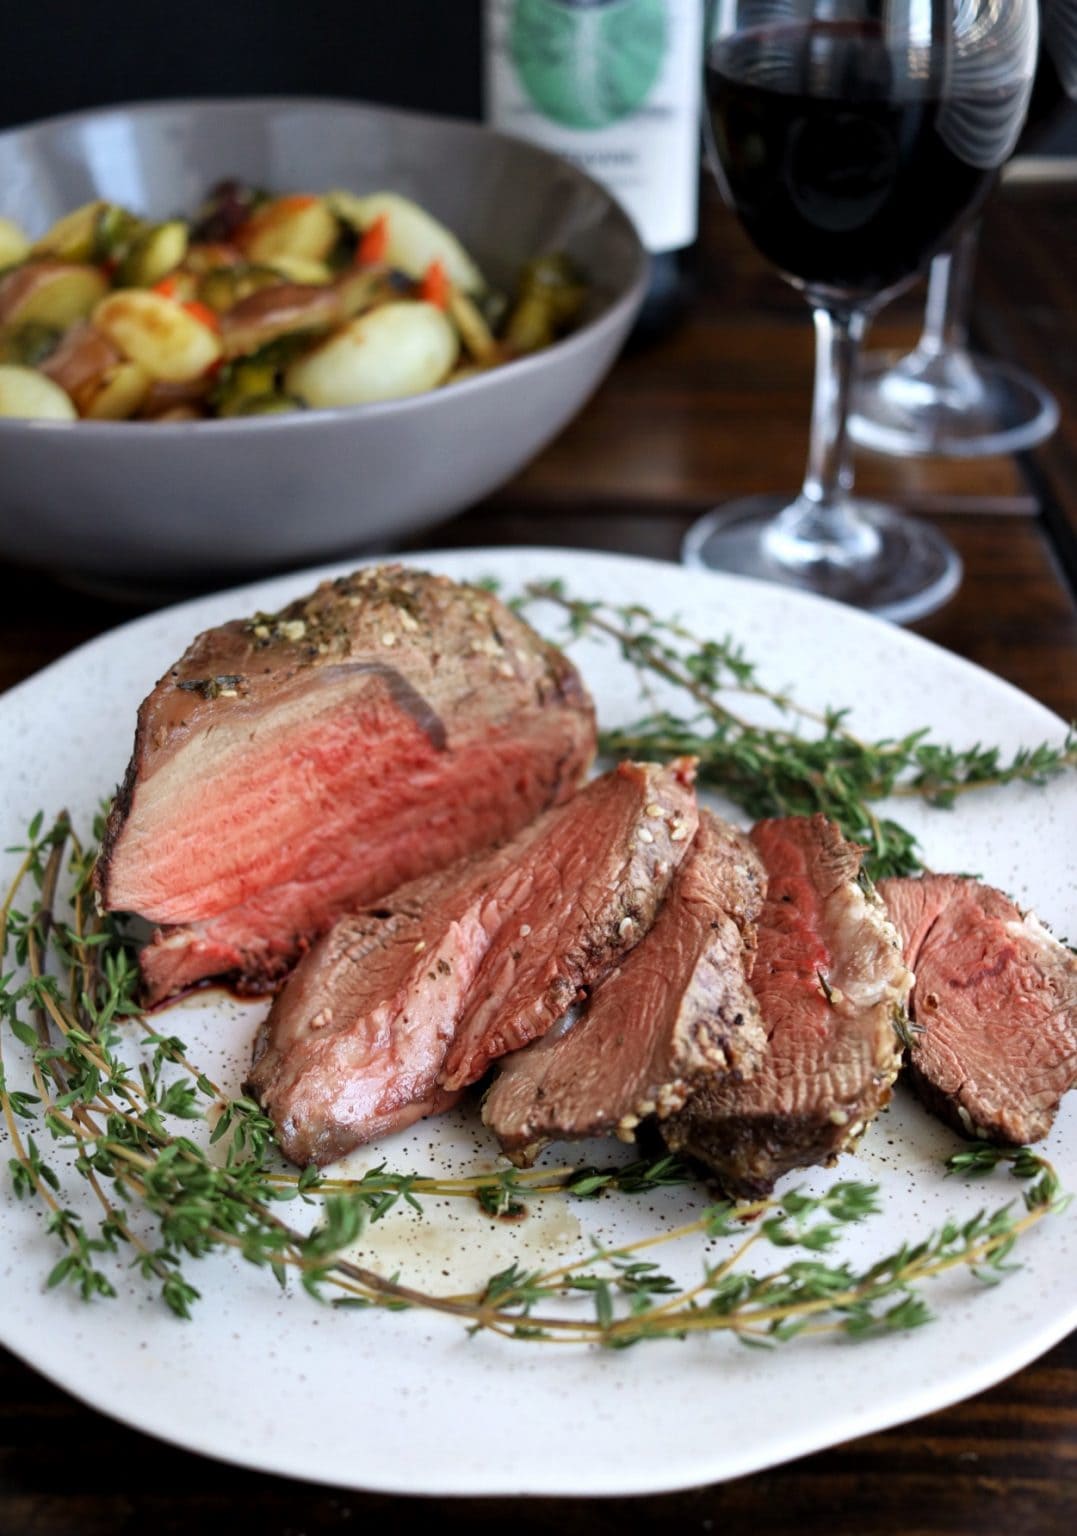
<box><xmin>0</xmin><ymin>319</ymin><xmax>61</xmax><ymax>367</ymax></box>
<box><xmin>116</xmin><ymin>221</ymin><xmax>189</xmax><ymax>288</ymax></box>
<box><xmin>504</xmin><ymin>254</ymin><xmax>587</xmax><ymax>353</ymax></box>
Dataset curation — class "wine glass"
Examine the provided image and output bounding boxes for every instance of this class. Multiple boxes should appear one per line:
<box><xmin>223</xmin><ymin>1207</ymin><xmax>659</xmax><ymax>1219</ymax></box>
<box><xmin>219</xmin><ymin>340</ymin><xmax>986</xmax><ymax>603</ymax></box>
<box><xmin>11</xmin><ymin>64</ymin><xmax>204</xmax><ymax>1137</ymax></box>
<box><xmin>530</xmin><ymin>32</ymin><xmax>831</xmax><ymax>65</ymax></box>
<box><xmin>849</xmin><ymin>3</ymin><xmax>1074</xmax><ymax>459</ymax></box>
<box><xmin>683</xmin><ymin>0</ymin><xmax>1039</xmax><ymax>623</ymax></box>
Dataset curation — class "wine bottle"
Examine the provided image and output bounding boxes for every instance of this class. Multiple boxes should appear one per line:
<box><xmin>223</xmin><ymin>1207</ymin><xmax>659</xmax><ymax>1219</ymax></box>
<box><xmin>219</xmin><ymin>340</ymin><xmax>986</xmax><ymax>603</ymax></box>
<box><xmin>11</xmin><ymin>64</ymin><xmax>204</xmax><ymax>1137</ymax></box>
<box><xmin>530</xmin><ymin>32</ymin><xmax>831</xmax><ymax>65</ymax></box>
<box><xmin>483</xmin><ymin>0</ymin><xmax>703</xmax><ymax>341</ymax></box>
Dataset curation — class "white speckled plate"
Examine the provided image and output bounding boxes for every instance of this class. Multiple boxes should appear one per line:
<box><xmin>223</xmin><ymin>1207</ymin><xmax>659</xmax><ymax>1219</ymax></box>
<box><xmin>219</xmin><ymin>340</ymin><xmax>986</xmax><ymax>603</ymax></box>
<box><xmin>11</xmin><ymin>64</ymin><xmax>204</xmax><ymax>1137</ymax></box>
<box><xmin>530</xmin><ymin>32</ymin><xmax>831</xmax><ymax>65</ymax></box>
<box><xmin>0</xmin><ymin>549</ymin><xmax>1074</xmax><ymax>1496</ymax></box>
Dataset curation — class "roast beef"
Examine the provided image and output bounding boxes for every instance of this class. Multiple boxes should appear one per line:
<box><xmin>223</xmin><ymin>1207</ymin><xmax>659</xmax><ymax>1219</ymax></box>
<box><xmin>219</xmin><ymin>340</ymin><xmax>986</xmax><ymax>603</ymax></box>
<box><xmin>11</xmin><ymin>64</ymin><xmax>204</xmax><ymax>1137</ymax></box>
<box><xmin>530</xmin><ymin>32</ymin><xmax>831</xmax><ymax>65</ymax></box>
<box><xmin>247</xmin><ymin>759</ymin><xmax>698</xmax><ymax>1166</ymax></box>
<box><xmin>879</xmin><ymin>874</ymin><xmax>1077</xmax><ymax>1144</ymax></box>
<box><xmin>483</xmin><ymin>811</ymin><xmax>768</xmax><ymax>1164</ymax></box>
<box><xmin>96</xmin><ymin>565</ymin><xmax>596</xmax><ymax>1002</ymax></box>
<box><xmin>664</xmin><ymin>815</ymin><xmax>911</xmax><ymax>1197</ymax></box>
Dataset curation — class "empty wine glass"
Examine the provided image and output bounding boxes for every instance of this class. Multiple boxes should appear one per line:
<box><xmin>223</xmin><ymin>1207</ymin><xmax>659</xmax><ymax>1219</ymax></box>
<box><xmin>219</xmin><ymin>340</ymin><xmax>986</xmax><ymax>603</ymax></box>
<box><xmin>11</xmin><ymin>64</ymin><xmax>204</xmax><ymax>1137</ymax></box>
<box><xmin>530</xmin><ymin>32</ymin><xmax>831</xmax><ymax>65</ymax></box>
<box><xmin>849</xmin><ymin>3</ymin><xmax>1074</xmax><ymax>459</ymax></box>
<box><xmin>683</xmin><ymin>0</ymin><xmax>1038</xmax><ymax>622</ymax></box>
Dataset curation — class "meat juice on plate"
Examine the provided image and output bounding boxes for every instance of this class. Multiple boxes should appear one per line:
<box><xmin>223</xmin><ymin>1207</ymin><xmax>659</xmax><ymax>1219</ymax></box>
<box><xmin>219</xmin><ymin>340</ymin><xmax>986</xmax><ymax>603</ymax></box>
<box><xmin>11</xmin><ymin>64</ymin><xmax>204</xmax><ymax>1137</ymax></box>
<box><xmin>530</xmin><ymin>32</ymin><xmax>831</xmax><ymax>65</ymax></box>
<box><xmin>705</xmin><ymin>22</ymin><xmax>1006</xmax><ymax>300</ymax></box>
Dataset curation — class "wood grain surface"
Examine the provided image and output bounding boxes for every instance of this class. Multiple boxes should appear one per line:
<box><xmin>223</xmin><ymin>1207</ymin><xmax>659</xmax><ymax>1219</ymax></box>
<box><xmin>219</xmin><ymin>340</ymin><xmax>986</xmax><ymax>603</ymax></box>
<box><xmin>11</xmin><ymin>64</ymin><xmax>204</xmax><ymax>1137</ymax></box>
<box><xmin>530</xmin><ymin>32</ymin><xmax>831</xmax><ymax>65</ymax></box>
<box><xmin>0</xmin><ymin>178</ymin><xmax>1075</xmax><ymax>1535</ymax></box>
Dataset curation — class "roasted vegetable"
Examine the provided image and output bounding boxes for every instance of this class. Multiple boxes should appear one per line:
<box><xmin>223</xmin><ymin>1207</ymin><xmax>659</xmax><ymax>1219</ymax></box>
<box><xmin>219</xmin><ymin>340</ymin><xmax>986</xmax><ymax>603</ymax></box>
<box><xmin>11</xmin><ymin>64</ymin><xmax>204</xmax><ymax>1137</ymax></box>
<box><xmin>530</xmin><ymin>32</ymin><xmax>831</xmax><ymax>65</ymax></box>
<box><xmin>239</xmin><ymin>195</ymin><xmax>338</xmax><ymax>264</ymax></box>
<box><xmin>78</xmin><ymin>360</ymin><xmax>152</xmax><ymax>420</ymax></box>
<box><xmin>191</xmin><ymin>179</ymin><xmax>267</xmax><ymax>243</ymax></box>
<box><xmin>197</xmin><ymin>262</ymin><xmax>282</xmax><ymax>313</ymax></box>
<box><xmin>209</xmin><ymin>349</ymin><xmax>282</xmax><ymax>416</ymax></box>
<box><xmin>0</xmin><ymin>261</ymin><xmax>109</xmax><ymax>328</ymax></box>
<box><xmin>31</xmin><ymin>201</ymin><xmax>109</xmax><ymax>262</ymax></box>
<box><xmin>355</xmin><ymin>213</ymin><xmax>389</xmax><ymax>265</ymax></box>
<box><xmin>219</xmin><ymin>283</ymin><xmax>342</xmax><ymax>359</ymax></box>
<box><xmin>183</xmin><ymin>242</ymin><xmax>246</xmax><ymax>277</ymax></box>
<box><xmin>0</xmin><ymin>216</ymin><xmax>30</xmax><ymax>268</ymax></box>
<box><xmin>209</xmin><ymin>334</ymin><xmax>314</xmax><ymax>416</ymax></box>
<box><xmin>29</xmin><ymin>200</ymin><xmax>143</xmax><ymax>265</ymax></box>
<box><xmin>0</xmin><ymin>319</ymin><xmax>61</xmax><ymax>367</ymax></box>
<box><xmin>448</xmin><ymin>287</ymin><xmax>500</xmax><ymax>365</ymax></box>
<box><xmin>335</xmin><ymin>265</ymin><xmax>399</xmax><ymax>319</ymax></box>
<box><xmin>147</xmin><ymin>403</ymin><xmax>204</xmax><ymax>421</ymax></box>
<box><xmin>267</xmin><ymin>254</ymin><xmax>333</xmax><ymax>285</ymax></box>
<box><xmin>93</xmin><ymin>204</ymin><xmax>145</xmax><ymax>261</ymax></box>
<box><xmin>138</xmin><ymin>377</ymin><xmax>212</xmax><ymax>419</ymax></box>
<box><xmin>116</xmin><ymin>220</ymin><xmax>189</xmax><ymax>288</ymax></box>
<box><xmin>329</xmin><ymin>191</ymin><xmax>486</xmax><ymax>293</ymax></box>
<box><xmin>38</xmin><ymin>322</ymin><xmax>119</xmax><ymax>397</ymax></box>
<box><xmin>94</xmin><ymin>290</ymin><xmax>222</xmax><ymax>382</ymax></box>
<box><xmin>151</xmin><ymin>272</ymin><xmax>199</xmax><ymax>304</ymax></box>
<box><xmin>0</xmin><ymin>363</ymin><xmax>77</xmax><ymax>419</ymax></box>
<box><xmin>284</xmin><ymin>301</ymin><xmax>459</xmax><ymax>407</ymax></box>
<box><xmin>504</xmin><ymin>254</ymin><xmax>587</xmax><ymax>353</ymax></box>
<box><xmin>231</xmin><ymin>391</ymin><xmax>304</xmax><ymax>416</ymax></box>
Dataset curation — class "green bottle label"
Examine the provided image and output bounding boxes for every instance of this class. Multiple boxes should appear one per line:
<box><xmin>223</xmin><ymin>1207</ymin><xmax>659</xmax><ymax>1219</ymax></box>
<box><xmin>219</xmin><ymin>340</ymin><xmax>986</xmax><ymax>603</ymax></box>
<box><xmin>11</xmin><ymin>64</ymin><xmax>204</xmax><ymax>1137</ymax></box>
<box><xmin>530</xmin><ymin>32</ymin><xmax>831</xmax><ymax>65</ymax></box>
<box><xmin>509</xmin><ymin>0</ymin><xmax>669</xmax><ymax>130</ymax></box>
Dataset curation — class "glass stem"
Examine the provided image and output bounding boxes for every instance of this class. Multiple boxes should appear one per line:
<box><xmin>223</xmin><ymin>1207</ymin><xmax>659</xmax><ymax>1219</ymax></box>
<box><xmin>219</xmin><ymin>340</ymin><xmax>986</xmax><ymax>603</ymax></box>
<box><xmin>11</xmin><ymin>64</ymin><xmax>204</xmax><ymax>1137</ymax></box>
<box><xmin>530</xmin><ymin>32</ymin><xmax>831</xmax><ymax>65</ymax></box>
<box><xmin>803</xmin><ymin>303</ymin><xmax>863</xmax><ymax>510</ymax></box>
<box><xmin>918</xmin><ymin>220</ymin><xmax>981</xmax><ymax>357</ymax></box>
<box><xmin>765</xmin><ymin>301</ymin><xmax>880</xmax><ymax>568</ymax></box>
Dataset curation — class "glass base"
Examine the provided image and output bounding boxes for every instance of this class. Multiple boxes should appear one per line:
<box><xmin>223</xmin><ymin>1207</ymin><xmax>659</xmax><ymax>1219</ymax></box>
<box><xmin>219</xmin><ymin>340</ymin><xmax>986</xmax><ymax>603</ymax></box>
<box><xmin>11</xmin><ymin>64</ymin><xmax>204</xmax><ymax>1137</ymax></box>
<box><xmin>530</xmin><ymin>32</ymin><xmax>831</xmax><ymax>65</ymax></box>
<box><xmin>682</xmin><ymin>495</ymin><xmax>962</xmax><ymax>625</ymax></box>
<box><xmin>849</xmin><ymin>348</ymin><xmax>1060</xmax><ymax>459</ymax></box>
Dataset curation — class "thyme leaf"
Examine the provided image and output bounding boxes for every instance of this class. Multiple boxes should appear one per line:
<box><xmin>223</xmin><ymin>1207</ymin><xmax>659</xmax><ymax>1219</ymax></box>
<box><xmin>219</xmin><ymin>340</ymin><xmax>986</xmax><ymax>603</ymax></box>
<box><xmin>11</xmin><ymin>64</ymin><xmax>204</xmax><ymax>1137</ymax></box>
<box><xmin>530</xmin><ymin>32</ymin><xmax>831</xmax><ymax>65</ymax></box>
<box><xmin>516</xmin><ymin>582</ymin><xmax>1077</xmax><ymax>880</ymax></box>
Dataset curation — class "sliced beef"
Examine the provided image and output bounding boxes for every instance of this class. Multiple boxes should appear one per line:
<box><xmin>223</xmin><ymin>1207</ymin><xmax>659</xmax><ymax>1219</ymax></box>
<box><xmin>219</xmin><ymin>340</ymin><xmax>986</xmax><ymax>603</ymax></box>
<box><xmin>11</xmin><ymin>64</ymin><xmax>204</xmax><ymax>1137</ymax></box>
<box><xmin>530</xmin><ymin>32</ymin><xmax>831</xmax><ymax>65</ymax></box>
<box><xmin>483</xmin><ymin>811</ymin><xmax>768</xmax><ymax>1165</ymax></box>
<box><xmin>663</xmin><ymin>815</ymin><xmax>911</xmax><ymax>1198</ymax></box>
<box><xmin>247</xmin><ymin>760</ymin><xmax>698</xmax><ymax>1166</ymax></box>
<box><xmin>879</xmin><ymin>874</ymin><xmax>1077</xmax><ymax>1144</ymax></box>
<box><xmin>95</xmin><ymin>565</ymin><xmax>596</xmax><ymax>1002</ymax></box>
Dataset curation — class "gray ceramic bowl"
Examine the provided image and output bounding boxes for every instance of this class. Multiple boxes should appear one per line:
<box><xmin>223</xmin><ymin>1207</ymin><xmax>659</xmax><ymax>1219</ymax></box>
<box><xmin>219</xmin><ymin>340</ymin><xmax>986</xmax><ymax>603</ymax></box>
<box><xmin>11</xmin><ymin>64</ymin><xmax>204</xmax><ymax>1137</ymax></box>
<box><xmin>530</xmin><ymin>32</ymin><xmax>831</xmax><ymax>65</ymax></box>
<box><xmin>0</xmin><ymin>97</ymin><xmax>646</xmax><ymax>583</ymax></box>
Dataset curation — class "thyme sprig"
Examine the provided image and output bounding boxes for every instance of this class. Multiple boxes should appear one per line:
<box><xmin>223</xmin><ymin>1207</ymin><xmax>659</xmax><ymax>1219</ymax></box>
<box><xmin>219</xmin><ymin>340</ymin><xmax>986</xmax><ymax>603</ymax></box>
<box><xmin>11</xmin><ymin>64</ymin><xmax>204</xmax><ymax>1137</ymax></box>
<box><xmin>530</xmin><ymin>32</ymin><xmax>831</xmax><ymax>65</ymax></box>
<box><xmin>0</xmin><ymin>815</ymin><xmax>1067</xmax><ymax>1343</ymax></box>
<box><xmin>517</xmin><ymin>582</ymin><xmax>1077</xmax><ymax>879</ymax></box>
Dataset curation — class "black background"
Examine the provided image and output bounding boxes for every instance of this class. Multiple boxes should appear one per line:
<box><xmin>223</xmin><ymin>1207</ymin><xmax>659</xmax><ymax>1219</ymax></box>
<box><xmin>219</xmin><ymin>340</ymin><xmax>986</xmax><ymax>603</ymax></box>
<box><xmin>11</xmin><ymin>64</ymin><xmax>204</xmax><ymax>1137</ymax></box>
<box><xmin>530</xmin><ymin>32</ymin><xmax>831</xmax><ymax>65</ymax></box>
<box><xmin>3</xmin><ymin>0</ymin><xmax>484</xmax><ymax>132</ymax></box>
<box><xmin>5</xmin><ymin>1</ymin><xmax>1075</xmax><ymax>146</ymax></box>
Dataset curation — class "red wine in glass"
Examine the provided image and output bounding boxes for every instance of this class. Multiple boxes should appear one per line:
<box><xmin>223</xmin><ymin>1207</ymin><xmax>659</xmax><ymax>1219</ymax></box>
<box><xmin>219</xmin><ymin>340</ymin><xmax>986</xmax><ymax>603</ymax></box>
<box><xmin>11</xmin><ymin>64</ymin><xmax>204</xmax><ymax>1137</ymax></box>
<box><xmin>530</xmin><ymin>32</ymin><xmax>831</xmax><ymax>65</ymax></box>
<box><xmin>706</xmin><ymin>28</ymin><xmax>997</xmax><ymax>299</ymax></box>
<box><xmin>685</xmin><ymin>5</ymin><xmax>1038</xmax><ymax>622</ymax></box>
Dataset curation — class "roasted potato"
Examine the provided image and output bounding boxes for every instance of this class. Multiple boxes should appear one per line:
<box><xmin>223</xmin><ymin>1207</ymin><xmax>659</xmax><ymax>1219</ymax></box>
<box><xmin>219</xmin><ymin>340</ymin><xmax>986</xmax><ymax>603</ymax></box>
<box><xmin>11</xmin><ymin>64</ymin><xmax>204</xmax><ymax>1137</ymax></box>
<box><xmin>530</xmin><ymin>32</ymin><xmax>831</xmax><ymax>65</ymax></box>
<box><xmin>94</xmin><ymin>290</ymin><xmax>222</xmax><ymax>382</ymax></box>
<box><xmin>79</xmin><ymin>361</ymin><xmax>152</xmax><ymax>420</ymax></box>
<box><xmin>31</xmin><ymin>200</ymin><xmax>109</xmax><ymax>261</ymax></box>
<box><xmin>0</xmin><ymin>216</ymin><xmax>30</xmax><ymax>268</ymax></box>
<box><xmin>0</xmin><ymin>363</ymin><xmax>77</xmax><ymax>419</ymax></box>
<box><xmin>0</xmin><ymin>261</ymin><xmax>109</xmax><ymax>329</ymax></box>
<box><xmin>239</xmin><ymin>195</ymin><xmax>338</xmax><ymax>263</ymax></box>
<box><xmin>285</xmin><ymin>301</ymin><xmax>459</xmax><ymax>407</ymax></box>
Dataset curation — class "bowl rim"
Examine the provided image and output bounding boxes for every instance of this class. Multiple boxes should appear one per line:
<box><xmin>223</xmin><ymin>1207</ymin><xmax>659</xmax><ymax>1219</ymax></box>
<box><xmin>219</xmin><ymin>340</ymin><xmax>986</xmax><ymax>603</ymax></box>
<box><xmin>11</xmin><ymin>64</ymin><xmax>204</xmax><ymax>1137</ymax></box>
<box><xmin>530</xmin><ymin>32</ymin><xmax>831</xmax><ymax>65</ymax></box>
<box><xmin>0</xmin><ymin>94</ymin><xmax>649</xmax><ymax>438</ymax></box>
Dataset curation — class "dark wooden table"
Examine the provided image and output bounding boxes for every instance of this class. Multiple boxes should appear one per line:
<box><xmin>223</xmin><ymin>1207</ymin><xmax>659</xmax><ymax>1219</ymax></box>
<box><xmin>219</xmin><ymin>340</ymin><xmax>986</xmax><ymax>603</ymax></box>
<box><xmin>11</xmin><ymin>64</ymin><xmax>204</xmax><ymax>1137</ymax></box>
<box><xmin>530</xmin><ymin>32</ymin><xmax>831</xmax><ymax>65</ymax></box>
<box><xmin>1</xmin><ymin>178</ymin><xmax>1075</xmax><ymax>1534</ymax></box>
